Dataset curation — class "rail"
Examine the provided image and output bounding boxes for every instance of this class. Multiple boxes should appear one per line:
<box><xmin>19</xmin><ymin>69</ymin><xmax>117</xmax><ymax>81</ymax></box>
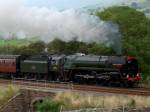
<box><xmin>0</xmin><ymin>79</ymin><xmax>150</xmax><ymax>96</ymax></box>
<box><xmin>11</xmin><ymin>78</ymin><xmax>74</xmax><ymax>90</ymax></box>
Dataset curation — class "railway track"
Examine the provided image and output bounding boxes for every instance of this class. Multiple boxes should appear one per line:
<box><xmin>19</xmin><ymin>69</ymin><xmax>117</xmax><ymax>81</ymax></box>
<box><xmin>0</xmin><ymin>79</ymin><xmax>150</xmax><ymax>96</ymax></box>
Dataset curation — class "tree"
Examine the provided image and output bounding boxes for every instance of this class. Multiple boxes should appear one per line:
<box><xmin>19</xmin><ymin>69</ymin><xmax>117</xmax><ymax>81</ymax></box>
<box><xmin>87</xmin><ymin>43</ymin><xmax>115</xmax><ymax>55</ymax></box>
<box><xmin>96</xmin><ymin>6</ymin><xmax>150</xmax><ymax>41</ymax></box>
<box><xmin>12</xmin><ymin>40</ymin><xmax>46</xmax><ymax>55</ymax></box>
<box><xmin>28</xmin><ymin>40</ymin><xmax>46</xmax><ymax>54</ymax></box>
<box><xmin>47</xmin><ymin>38</ymin><xmax>66</xmax><ymax>54</ymax></box>
<box><xmin>96</xmin><ymin>6</ymin><xmax>150</xmax><ymax>81</ymax></box>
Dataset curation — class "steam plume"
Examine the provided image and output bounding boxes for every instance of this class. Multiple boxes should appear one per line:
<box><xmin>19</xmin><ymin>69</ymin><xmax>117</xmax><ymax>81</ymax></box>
<box><xmin>0</xmin><ymin>0</ymin><xmax>122</xmax><ymax>54</ymax></box>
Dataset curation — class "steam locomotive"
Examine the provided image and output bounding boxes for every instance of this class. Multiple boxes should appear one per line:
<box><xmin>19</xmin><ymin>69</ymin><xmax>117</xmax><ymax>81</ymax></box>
<box><xmin>0</xmin><ymin>54</ymin><xmax>141</xmax><ymax>87</ymax></box>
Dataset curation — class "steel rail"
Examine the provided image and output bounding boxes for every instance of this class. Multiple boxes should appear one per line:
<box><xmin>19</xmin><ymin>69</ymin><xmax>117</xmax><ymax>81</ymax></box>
<box><xmin>0</xmin><ymin>79</ymin><xmax>150</xmax><ymax>96</ymax></box>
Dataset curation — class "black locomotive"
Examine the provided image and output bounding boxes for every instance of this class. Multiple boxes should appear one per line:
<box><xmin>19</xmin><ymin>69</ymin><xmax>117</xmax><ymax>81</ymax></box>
<box><xmin>0</xmin><ymin>54</ymin><xmax>141</xmax><ymax>87</ymax></box>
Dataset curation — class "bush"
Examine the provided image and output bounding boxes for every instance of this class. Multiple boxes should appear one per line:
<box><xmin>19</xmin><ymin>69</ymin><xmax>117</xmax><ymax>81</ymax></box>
<box><xmin>128</xmin><ymin>99</ymin><xmax>136</xmax><ymax>107</ymax></box>
<box><xmin>35</xmin><ymin>98</ymin><xmax>63</xmax><ymax>112</ymax></box>
<box><xmin>140</xmin><ymin>72</ymin><xmax>150</xmax><ymax>86</ymax></box>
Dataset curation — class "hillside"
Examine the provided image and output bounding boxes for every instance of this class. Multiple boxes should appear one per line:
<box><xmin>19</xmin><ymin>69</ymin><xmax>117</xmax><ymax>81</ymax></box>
<box><xmin>0</xmin><ymin>37</ymin><xmax>39</xmax><ymax>47</ymax></box>
<box><xmin>126</xmin><ymin>0</ymin><xmax>150</xmax><ymax>18</ymax></box>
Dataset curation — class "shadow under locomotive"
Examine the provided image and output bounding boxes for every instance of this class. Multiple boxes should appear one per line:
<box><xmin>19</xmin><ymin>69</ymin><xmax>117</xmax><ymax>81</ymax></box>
<box><xmin>0</xmin><ymin>54</ymin><xmax>141</xmax><ymax>87</ymax></box>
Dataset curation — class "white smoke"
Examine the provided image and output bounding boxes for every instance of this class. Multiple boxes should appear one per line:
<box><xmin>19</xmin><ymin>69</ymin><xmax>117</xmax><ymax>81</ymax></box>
<box><xmin>0</xmin><ymin>0</ymin><xmax>122</xmax><ymax>53</ymax></box>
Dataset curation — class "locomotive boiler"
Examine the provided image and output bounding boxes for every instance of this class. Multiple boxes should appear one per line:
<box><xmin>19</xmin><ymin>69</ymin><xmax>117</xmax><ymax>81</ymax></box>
<box><xmin>63</xmin><ymin>55</ymin><xmax>141</xmax><ymax>87</ymax></box>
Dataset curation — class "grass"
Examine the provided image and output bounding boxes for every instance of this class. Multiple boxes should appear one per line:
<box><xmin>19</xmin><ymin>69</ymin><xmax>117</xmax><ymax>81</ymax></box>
<box><xmin>35</xmin><ymin>91</ymin><xmax>150</xmax><ymax>112</ymax></box>
<box><xmin>0</xmin><ymin>85</ymin><xmax>18</xmax><ymax>106</ymax></box>
<box><xmin>0</xmin><ymin>37</ymin><xmax>38</xmax><ymax>47</ymax></box>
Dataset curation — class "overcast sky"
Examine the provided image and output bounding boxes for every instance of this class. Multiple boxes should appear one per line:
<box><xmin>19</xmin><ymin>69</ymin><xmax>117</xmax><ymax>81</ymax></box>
<box><xmin>24</xmin><ymin>0</ymin><xmax>125</xmax><ymax>10</ymax></box>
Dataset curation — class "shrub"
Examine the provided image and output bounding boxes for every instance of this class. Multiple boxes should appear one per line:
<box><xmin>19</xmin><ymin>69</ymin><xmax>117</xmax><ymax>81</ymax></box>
<box><xmin>35</xmin><ymin>98</ymin><xmax>63</xmax><ymax>112</ymax></box>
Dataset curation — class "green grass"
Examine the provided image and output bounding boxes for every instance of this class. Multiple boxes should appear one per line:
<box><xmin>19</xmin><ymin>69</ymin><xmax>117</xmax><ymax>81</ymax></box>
<box><xmin>35</xmin><ymin>91</ymin><xmax>150</xmax><ymax>112</ymax></box>
<box><xmin>0</xmin><ymin>39</ymin><xmax>27</xmax><ymax>47</ymax></box>
<box><xmin>0</xmin><ymin>85</ymin><xmax>18</xmax><ymax>106</ymax></box>
<box><xmin>0</xmin><ymin>37</ymin><xmax>39</xmax><ymax>47</ymax></box>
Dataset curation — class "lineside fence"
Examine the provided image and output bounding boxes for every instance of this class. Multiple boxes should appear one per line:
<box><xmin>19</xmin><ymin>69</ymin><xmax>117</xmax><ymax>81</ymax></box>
<box><xmin>11</xmin><ymin>77</ymin><xmax>74</xmax><ymax>90</ymax></box>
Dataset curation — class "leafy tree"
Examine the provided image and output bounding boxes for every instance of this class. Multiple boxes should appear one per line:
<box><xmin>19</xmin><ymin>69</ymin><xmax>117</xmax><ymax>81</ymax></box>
<box><xmin>87</xmin><ymin>43</ymin><xmax>115</xmax><ymax>55</ymax></box>
<box><xmin>64</xmin><ymin>39</ymin><xmax>83</xmax><ymax>54</ymax></box>
<box><xmin>47</xmin><ymin>38</ymin><xmax>66</xmax><ymax>54</ymax></box>
<box><xmin>96</xmin><ymin>6</ymin><xmax>150</xmax><ymax>40</ymax></box>
<box><xmin>96</xmin><ymin>6</ymin><xmax>150</xmax><ymax>83</ymax></box>
<box><xmin>12</xmin><ymin>40</ymin><xmax>46</xmax><ymax>55</ymax></box>
<box><xmin>28</xmin><ymin>40</ymin><xmax>46</xmax><ymax>54</ymax></box>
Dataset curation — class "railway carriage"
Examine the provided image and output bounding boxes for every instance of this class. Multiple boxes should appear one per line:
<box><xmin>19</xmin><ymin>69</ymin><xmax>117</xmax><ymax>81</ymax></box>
<box><xmin>0</xmin><ymin>55</ymin><xmax>21</xmax><ymax>78</ymax></box>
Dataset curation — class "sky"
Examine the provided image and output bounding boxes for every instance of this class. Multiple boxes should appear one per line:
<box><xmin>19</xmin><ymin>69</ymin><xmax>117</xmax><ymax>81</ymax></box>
<box><xmin>24</xmin><ymin>0</ymin><xmax>124</xmax><ymax>10</ymax></box>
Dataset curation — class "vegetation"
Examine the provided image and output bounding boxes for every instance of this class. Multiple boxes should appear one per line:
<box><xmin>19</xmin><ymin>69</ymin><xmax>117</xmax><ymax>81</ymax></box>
<box><xmin>0</xmin><ymin>85</ymin><xmax>18</xmax><ymax>106</ymax></box>
<box><xmin>35</xmin><ymin>99</ymin><xmax>63</xmax><ymax>112</ymax></box>
<box><xmin>0</xmin><ymin>37</ymin><xmax>40</xmax><ymax>55</ymax></box>
<box><xmin>0</xmin><ymin>6</ymin><xmax>149</xmax><ymax>85</ymax></box>
<box><xmin>13</xmin><ymin>40</ymin><xmax>46</xmax><ymax>55</ymax></box>
<box><xmin>0</xmin><ymin>39</ymin><xmax>115</xmax><ymax>55</ymax></box>
<box><xmin>35</xmin><ymin>91</ymin><xmax>150</xmax><ymax>112</ymax></box>
<box><xmin>47</xmin><ymin>38</ymin><xmax>115</xmax><ymax>55</ymax></box>
<box><xmin>96</xmin><ymin>6</ymin><xmax>150</xmax><ymax>85</ymax></box>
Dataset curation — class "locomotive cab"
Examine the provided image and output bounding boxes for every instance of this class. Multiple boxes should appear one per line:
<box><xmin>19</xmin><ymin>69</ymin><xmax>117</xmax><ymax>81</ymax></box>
<box><xmin>51</xmin><ymin>55</ymin><xmax>66</xmax><ymax>72</ymax></box>
<box><xmin>50</xmin><ymin>55</ymin><xmax>66</xmax><ymax>81</ymax></box>
<box><xmin>111</xmin><ymin>56</ymin><xmax>141</xmax><ymax>86</ymax></box>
